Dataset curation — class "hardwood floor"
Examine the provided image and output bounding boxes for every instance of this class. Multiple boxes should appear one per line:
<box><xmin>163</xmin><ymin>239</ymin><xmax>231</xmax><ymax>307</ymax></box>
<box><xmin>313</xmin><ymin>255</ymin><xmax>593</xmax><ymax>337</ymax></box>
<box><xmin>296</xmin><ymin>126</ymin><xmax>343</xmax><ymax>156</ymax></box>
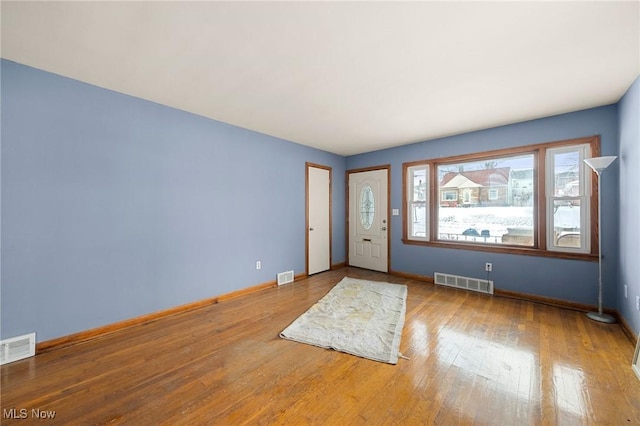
<box><xmin>2</xmin><ymin>267</ymin><xmax>639</xmax><ymax>425</ymax></box>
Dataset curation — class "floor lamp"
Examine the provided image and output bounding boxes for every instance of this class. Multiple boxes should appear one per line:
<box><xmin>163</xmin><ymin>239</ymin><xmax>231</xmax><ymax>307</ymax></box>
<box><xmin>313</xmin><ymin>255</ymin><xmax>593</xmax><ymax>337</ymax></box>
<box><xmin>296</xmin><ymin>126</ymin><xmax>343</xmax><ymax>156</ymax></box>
<box><xmin>584</xmin><ymin>155</ymin><xmax>617</xmax><ymax>324</ymax></box>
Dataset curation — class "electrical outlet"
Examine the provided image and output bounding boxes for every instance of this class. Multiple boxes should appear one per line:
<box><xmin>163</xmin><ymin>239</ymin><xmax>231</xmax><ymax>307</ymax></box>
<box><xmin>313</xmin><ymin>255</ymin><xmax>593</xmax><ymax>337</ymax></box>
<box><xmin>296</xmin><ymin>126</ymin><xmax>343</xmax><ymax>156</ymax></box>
<box><xmin>485</xmin><ymin>262</ymin><xmax>492</xmax><ymax>272</ymax></box>
<box><xmin>624</xmin><ymin>284</ymin><xmax>628</xmax><ymax>299</ymax></box>
<box><xmin>256</xmin><ymin>261</ymin><xmax>261</xmax><ymax>270</ymax></box>
<box><xmin>636</xmin><ymin>296</ymin><xmax>640</xmax><ymax>311</ymax></box>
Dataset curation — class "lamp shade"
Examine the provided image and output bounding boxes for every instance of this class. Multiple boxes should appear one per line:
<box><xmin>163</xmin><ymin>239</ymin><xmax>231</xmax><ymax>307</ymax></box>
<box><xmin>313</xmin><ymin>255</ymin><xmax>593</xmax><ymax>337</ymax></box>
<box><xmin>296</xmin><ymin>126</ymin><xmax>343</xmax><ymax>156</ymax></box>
<box><xmin>584</xmin><ymin>156</ymin><xmax>617</xmax><ymax>172</ymax></box>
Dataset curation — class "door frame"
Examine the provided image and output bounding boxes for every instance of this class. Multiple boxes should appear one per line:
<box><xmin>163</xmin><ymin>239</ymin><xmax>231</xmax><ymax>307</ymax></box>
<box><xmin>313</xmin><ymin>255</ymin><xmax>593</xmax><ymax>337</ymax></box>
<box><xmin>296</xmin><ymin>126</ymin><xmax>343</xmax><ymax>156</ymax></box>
<box><xmin>306</xmin><ymin>162</ymin><xmax>332</xmax><ymax>275</ymax></box>
<box><xmin>346</xmin><ymin>165</ymin><xmax>391</xmax><ymax>272</ymax></box>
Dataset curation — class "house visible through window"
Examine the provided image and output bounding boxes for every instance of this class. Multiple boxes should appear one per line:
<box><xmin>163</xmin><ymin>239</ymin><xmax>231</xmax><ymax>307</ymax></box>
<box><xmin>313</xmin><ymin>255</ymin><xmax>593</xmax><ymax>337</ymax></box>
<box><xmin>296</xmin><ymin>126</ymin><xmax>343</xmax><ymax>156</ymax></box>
<box><xmin>437</xmin><ymin>154</ymin><xmax>534</xmax><ymax>246</ymax></box>
<box><xmin>402</xmin><ymin>136</ymin><xmax>598</xmax><ymax>258</ymax></box>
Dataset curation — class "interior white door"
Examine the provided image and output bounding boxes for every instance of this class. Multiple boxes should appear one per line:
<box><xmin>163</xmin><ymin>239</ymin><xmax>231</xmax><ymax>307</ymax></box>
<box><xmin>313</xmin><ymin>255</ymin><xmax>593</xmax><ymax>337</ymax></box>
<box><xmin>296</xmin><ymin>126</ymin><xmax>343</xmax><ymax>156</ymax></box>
<box><xmin>348</xmin><ymin>168</ymin><xmax>388</xmax><ymax>272</ymax></box>
<box><xmin>307</xmin><ymin>165</ymin><xmax>331</xmax><ymax>275</ymax></box>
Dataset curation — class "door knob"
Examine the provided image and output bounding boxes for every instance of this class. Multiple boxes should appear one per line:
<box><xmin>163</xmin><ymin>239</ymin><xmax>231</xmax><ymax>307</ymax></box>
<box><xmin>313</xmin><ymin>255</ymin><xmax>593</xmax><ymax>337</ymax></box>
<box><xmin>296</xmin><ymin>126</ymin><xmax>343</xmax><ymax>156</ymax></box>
<box><xmin>382</xmin><ymin>227</ymin><xmax>387</xmax><ymax>231</ymax></box>
<box><xmin>310</xmin><ymin>228</ymin><xmax>314</xmax><ymax>231</ymax></box>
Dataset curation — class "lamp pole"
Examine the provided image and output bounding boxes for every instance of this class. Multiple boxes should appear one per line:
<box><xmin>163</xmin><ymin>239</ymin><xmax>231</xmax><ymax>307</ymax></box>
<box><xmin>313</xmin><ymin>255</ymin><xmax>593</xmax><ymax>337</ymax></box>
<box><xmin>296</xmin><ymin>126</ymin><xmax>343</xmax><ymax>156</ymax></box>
<box><xmin>584</xmin><ymin>156</ymin><xmax>617</xmax><ymax>324</ymax></box>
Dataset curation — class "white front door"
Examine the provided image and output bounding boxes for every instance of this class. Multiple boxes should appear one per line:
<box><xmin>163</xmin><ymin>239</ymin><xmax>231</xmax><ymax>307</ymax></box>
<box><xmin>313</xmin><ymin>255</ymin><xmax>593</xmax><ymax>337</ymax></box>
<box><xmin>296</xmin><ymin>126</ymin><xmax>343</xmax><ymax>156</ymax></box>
<box><xmin>348</xmin><ymin>168</ymin><xmax>389</xmax><ymax>272</ymax></box>
<box><xmin>307</xmin><ymin>164</ymin><xmax>331</xmax><ymax>275</ymax></box>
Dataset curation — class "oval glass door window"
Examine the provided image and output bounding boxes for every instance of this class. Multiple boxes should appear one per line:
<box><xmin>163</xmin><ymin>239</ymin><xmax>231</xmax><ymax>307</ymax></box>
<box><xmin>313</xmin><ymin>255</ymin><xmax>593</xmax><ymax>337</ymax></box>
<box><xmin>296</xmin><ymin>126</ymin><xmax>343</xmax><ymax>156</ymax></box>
<box><xmin>360</xmin><ymin>185</ymin><xmax>375</xmax><ymax>230</ymax></box>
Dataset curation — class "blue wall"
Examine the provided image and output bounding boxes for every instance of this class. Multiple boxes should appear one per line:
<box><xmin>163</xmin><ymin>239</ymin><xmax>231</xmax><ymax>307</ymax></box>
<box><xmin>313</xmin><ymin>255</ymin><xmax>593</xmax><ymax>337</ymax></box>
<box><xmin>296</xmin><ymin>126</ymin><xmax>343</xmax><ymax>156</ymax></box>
<box><xmin>346</xmin><ymin>106</ymin><xmax>620</xmax><ymax>308</ymax></box>
<box><xmin>1</xmin><ymin>60</ymin><xmax>346</xmax><ymax>342</ymax></box>
<box><xmin>1</xmin><ymin>58</ymin><xmax>635</xmax><ymax>344</ymax></box>
<box><xmin>618</xmin><ymin>75</ymin><xmax>640</xmax><ymax>335</ymax></box>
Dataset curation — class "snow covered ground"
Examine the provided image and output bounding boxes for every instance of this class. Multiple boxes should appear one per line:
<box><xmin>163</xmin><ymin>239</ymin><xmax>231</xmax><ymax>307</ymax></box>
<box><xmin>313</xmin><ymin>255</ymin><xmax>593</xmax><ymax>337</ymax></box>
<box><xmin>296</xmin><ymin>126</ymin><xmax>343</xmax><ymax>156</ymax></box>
<box><xmin>411</xmin><ymin>206</ymin><xmax>580</xmax><ymax>241</ymax></box>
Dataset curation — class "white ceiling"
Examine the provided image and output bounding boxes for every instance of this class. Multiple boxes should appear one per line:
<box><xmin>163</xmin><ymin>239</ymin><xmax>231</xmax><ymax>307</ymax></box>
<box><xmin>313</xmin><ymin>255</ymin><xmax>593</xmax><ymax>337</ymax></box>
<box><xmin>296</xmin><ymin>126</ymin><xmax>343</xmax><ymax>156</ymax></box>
<box><xmin>2</xmin><ymin>1</ymin><xmax>639</xmax><ymax>156</ymax></box>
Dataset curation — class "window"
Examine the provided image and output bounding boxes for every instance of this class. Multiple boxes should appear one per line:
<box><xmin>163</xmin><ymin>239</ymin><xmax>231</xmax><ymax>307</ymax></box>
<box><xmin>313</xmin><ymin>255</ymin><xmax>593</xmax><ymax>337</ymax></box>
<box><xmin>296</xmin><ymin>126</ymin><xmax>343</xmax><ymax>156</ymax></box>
<box><xmin>402</xmin><ymin>136</ymin><xmax>599</xmax><ymax>259</ymax></box>
<box><xmin>360</xmin><ymin>185</ymin><xmax>375</xmax><ymax>230</ymax></box>
<box><xmin>406</xmin><ymin>164</ymin><xmax>429</xmax><ymax>241</ymax></box>
<box><xmin>546</xmin><ymin>144</ymin><xmax>591</xmax><ymax>252</ymax></box>
<box><xmin>442</xmin><ymin>191</ymin><xmax>457</xmax><ymax>202</ymax></box>
<box><xmin>437</xmin><ymin>154</ymin><xmax>534</xmax><ymax>246</ymax></box>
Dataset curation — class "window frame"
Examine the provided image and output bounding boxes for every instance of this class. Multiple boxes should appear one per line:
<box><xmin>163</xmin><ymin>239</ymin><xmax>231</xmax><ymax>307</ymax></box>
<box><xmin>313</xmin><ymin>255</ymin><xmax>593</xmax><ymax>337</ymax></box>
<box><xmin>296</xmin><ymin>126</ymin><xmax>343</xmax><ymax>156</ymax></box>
<box><xmin>402</xmin><ymin>135</ymin><xmax>600</xmax><ymax>260</ymax></box>
<box><xmin>406</xmin><ymin>164</ymin><xmax>429</xmax><ymax>242</ymax></box>
<box><xmin>546</xmin><ymin>144</ymin><xmax>592</xmax><ymax>254</ymax></box>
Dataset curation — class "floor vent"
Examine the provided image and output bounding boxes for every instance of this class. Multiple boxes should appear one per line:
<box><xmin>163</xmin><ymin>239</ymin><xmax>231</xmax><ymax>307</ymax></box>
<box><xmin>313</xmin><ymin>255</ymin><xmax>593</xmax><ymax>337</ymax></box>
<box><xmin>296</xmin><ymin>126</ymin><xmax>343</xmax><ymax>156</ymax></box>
<box><xmin>1</xmin><ymin>332</ymin><xmax>36</xmax><ymax>365</ymax></box>
<box><xmin>277</xmin><ymin>270</ymin><xmax>295</xmax><ymax>286</ymax></box>
<box><xmin>434</xmin><ymin>272</ymin><xmax>494</xmax><ymax>295</ymax></box>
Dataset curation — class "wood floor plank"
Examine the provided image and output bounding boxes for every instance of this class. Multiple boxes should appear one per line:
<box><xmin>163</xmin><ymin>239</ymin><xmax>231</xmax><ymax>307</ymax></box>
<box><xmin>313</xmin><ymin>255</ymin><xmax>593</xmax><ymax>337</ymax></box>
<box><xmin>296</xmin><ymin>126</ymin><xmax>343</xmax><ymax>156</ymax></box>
<box><xmin>2</xmin><ymin>267</ymin><xmax>639</xmax><ymax>425</ymax></box>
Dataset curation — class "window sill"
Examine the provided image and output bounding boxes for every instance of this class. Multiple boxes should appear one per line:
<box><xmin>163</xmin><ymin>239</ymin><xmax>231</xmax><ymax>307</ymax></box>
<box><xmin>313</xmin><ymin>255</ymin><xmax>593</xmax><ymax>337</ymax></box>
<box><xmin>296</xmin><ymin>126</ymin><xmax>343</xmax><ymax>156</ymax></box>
<box><xmin>401</xmin><ymin>238</ymin><xmax>599</xmax><ymax>261</ymax></box>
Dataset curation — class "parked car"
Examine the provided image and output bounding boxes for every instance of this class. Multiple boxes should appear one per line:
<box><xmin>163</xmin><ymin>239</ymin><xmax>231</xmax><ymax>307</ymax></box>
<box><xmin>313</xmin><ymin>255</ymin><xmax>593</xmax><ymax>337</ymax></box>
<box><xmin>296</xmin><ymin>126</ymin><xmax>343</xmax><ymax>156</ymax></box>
<box><xmin>462</xmin><ymin>228</ymin><xmax>480</xmax><ymax>237</ymax></box>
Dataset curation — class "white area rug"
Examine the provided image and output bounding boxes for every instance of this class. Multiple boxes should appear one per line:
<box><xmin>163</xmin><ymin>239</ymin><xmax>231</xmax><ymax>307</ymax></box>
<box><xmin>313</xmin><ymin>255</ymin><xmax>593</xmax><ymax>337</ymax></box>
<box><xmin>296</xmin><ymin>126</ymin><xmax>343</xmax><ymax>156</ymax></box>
<box><xmin>279</xmin><ymin>277</ymin><xmax>407</xmax><ymax>364</ymax></box>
